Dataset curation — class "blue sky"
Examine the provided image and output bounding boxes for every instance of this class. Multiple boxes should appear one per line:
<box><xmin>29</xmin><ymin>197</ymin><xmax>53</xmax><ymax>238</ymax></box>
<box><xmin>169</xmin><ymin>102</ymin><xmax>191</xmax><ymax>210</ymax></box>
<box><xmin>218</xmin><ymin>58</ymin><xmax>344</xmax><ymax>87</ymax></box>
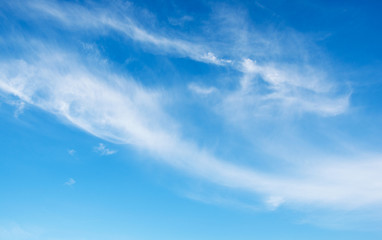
<box><xmin>1</xmin><ymin>0</ymin><xmax>382</xmax><ymax>239</ymax></box>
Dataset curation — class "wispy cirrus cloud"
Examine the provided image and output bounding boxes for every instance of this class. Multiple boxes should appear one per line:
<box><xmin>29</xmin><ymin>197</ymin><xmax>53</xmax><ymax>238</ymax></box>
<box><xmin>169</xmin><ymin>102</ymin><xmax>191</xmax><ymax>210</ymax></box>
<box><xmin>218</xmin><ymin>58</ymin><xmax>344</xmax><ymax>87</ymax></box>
<box><xmin>95</xmin><ymin>143</ymin><xmax>117</xmax><ymax>156</ymax></box>
<box><xmin>64</xmin><ymin>178</ymin><xmax>76</xmax><ymax>186</ymax></box>
<box><xmin>219</xmin><ymin>58</ymin><xmax>350</xmax><ymax>123</ymax></box>
<box><xmin>188</xmin><ymin>83</ymin><xmax>217</xmax><ymax>95</ymax></box>
<box><xmin>1</xmin><ymin>0</ymin><xmax>381</xmax><ymax>222</ymax></box>
<box><xmin>6</xmin><ymin>0</ymin><xmax>231</xmax><ymax>66</ymax></box>
<box><xmin>0</xmin><ymin>41</ymin><xmax>381</xmax><ymax>212</ymax></box>
<box><xmin>3</xmin><ymin>0</ymin><xmax>349</xmax><ymax>119</ymax></box>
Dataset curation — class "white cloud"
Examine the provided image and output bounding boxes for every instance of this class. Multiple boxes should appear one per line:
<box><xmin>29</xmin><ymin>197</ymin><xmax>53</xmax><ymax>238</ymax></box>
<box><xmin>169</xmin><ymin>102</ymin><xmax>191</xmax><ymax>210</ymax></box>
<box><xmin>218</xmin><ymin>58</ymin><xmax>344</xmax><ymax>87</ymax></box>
<box><xmin>68</xmin><ymin>149</ymin><xmax>76</xmax><ymax>156</ymax></box>
<box><xmin>1</xmin><ymin>1</ymin><xmax>382</xmax><ymax>218</ymax></box>
<box><xmin>95</xmin><ymin>143</ymin><xmax>116</xmax><ymax>156</ymax></box>
<box><xmin>221</xmin><ymin>58</ymin><xmax>350</xmax><ymax>119</ymax></box>
<box><xmin>188</xmin><ymin>83</ymin><xmax>217</xmax><ymax>95</ymax></box>
<box><xmin>64</xmin><ymin>178</ymin><xmax>76</xmax><ymax>186</ymax></box>
<box><xmin>265</xmin><ymin>196</ymin><xmax>285</xmax><ymax>210</ymax></box>
<box><xmin>0</xmin><ymin>98</ymin><xmax>26</xmax><ymax>118</ymax></box>
<box><xmin>200</xmin><ymin>52</ymin><xmax>232</xmax><ymax>66</ymax></box>
<box><xmin>168</xmin><ymin>15</ymin><xmax>193</xmax><ymax>27</ymax></box>
<box><xmin>9</xmin><ymin>0</ymin><xmax>228</xmax><ymax>66</ymax></box>
<box><xmin>13</xmin><ymin>100</ymin><xmax>25</xmax><ymax>118</ymax></box>
<box><xmin>0</xmin><ymin>43</ymin><xmax>381</xmax><ymax>212</ymax></box>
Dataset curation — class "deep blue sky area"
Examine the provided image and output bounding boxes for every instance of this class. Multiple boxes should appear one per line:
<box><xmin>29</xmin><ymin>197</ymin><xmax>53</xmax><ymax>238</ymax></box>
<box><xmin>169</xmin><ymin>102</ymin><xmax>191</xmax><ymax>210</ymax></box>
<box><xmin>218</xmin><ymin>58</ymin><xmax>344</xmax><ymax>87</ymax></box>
<box><xmin>1</xmin><ymin>0</ymin><xmax>382</xmax><ymax>239</ymax></box>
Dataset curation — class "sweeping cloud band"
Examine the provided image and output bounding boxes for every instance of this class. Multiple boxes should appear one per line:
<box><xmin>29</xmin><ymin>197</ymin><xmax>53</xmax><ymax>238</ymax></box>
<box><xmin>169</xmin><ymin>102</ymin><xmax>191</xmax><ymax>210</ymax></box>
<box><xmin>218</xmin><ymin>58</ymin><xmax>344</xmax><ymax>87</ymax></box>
<box><xmin>1</xmin><ymin>0</ymin><xmax>380</xmax><ymax>214</ymax></box>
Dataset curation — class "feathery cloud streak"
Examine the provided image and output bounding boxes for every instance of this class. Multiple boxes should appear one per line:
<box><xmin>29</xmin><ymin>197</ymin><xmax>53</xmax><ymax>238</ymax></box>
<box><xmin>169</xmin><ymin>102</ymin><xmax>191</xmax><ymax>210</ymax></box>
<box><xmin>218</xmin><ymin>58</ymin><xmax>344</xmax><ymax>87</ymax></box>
<box><xmin>95</xmin><ymin>143</ymin><xmax>117</xmax><ymax>156</ymax></box>
<box><xmin>0</xmin><ymin>42</ymin><xmax>381</xmax><ymax>211</ymax></box>
<box><xmin>7</xmin><ymin>0</ymin><xmax>229</xmax><ymax>66</ymax></box>
<box><xmin>4</xmin><ymin>0</ymin><xmax>349</xmax><ymax>117</ymax></box>
<box><xmin>0</xmin><ymin>0</ymin><xmax>379</xmax><ymax>214</ymax></box>
<box><xmin>219</xmin><ymin>58</ymin><xmax>350</xmax><ymax>123</ymax></box>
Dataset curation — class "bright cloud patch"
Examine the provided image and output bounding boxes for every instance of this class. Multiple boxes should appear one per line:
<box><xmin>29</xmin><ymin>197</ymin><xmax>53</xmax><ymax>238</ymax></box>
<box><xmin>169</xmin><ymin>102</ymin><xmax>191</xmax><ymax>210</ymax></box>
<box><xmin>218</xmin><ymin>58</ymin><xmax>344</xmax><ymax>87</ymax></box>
<box><xmin>0</xmin><ymin>0</ymin><xmax>381</xmax><ymax>225</ymax></box>
<box><xmin>95</xmin><ymin>143</ymin><xmax>117</xmax><ymax>156</ymax></box>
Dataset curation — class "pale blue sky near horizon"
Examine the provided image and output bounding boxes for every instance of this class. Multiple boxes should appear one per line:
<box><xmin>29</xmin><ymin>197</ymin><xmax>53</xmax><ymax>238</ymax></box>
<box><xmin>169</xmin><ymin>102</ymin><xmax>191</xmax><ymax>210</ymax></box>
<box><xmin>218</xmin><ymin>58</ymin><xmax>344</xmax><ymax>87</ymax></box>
<box><xmin>1</xmin><ymin>0</ymin><xmax>382</xmax><ymax>239</ymax></box>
